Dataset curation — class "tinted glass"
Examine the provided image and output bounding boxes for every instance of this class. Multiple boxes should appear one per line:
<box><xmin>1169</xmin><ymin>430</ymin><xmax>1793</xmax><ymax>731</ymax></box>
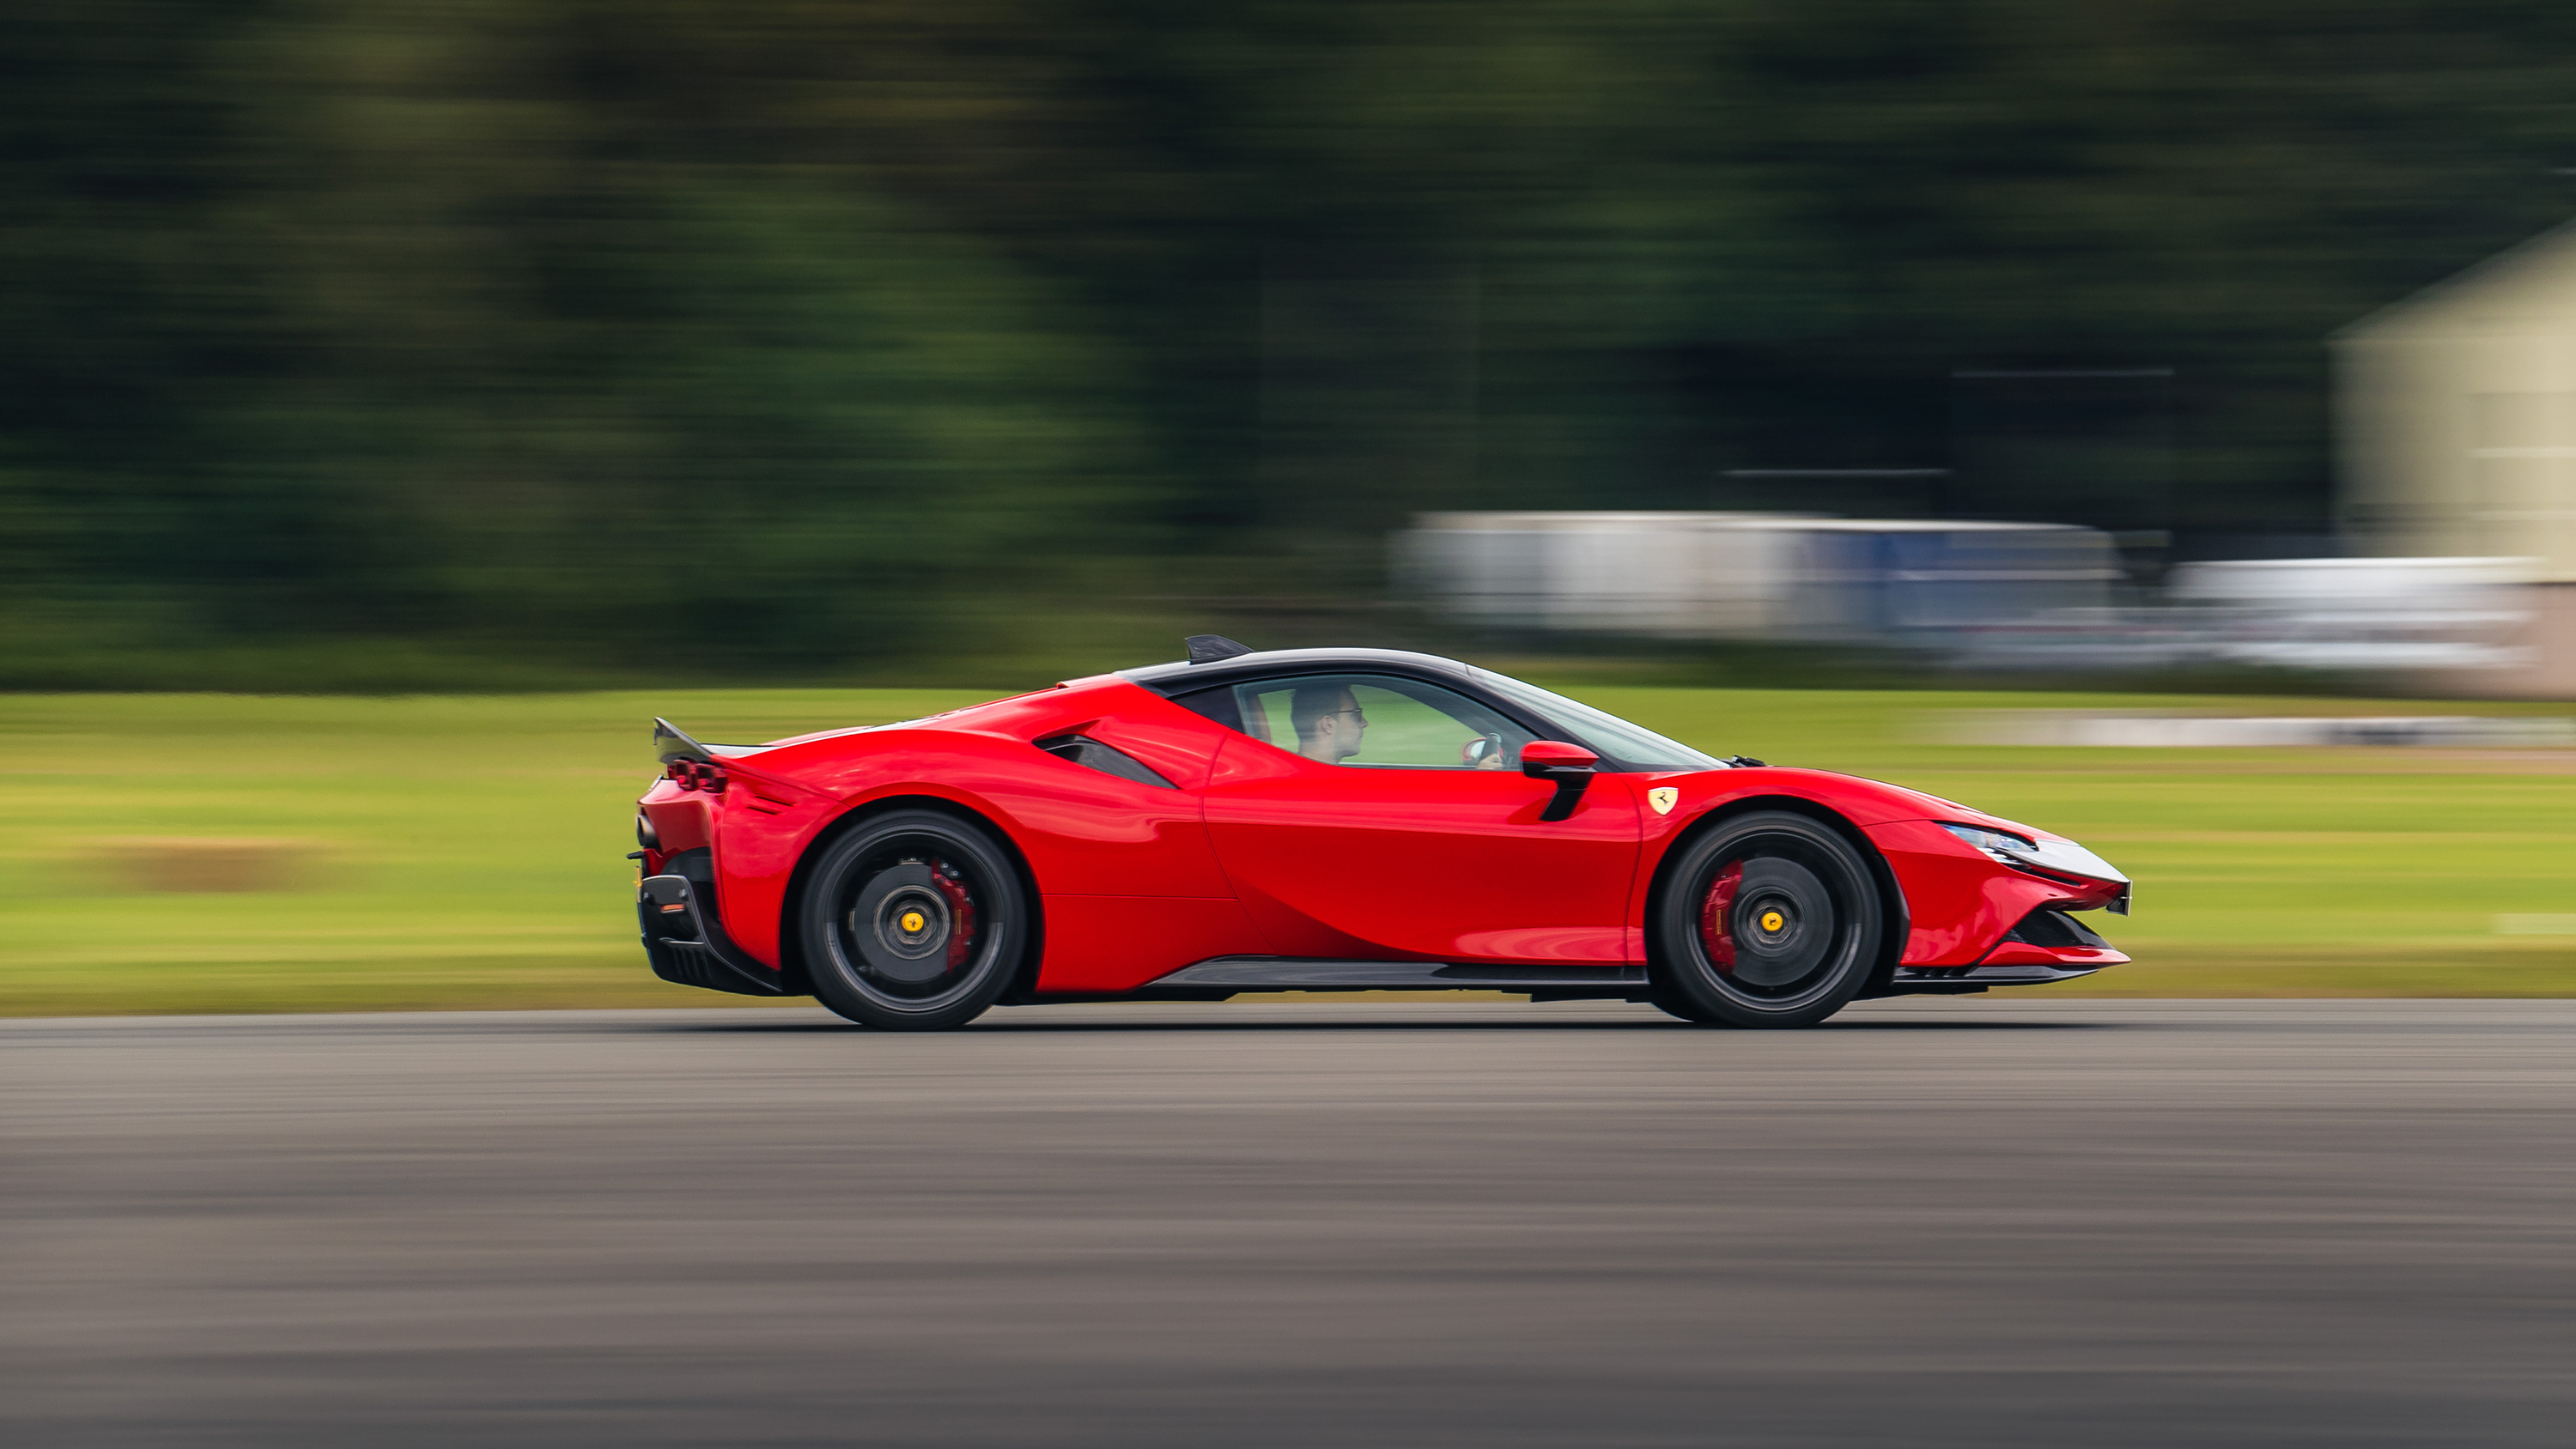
<box><xmin>1233</xmin><ymin>674</ymin><xmax>1537</xmax><ymax>769</ymax></box>
<box><xmin>1467</xmin><ymin>670</ymin><xmax>1722</xmax><ymax>770</ymax></box>
<box><xmin>1164</xmin><ymin>683</ymin><xmax>1243</xmax><ymax>732</ymax></box>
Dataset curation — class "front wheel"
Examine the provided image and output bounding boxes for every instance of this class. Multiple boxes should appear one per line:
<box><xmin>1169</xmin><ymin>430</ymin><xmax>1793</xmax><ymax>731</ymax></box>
<box><xmin>799</xmin><ymin>810</ymin><xmax>1029</xmax><ymax>1031</ymax></box>
<box><xmin>1650</xmin><ymin>811</ymin><xmax>1884</xmax><ymax>1029</ymax></box>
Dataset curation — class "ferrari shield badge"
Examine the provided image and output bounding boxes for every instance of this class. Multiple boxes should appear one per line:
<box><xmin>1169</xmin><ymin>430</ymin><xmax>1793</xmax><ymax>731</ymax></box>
<box><xmin>1648</xmin><ymin>786</ymin><xmax>1679</xmax><ymax>815</ymax></box>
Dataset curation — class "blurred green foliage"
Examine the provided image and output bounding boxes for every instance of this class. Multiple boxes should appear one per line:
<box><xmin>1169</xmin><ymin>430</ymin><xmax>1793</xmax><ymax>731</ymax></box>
<box><xmin>9</xmin><ymin>1</ymin><xmax>2576</xmax><ymax>684</ymax></box>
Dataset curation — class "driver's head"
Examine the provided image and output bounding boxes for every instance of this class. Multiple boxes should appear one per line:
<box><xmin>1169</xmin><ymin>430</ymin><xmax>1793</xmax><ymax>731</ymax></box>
<box><xmin>1291</xmin><ymin>683</ymin><xmax>1365</xmax><ymax>764</ymax></box>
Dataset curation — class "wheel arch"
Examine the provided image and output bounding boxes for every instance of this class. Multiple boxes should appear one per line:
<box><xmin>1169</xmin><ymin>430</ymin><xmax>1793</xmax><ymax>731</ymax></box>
<box><xmin>775</xmin><ymin>793</ymin><xmax>1047</xmax><ymax>999</ymax></box>
<box><xmin>1644</xmin><ymin>794</ymin><xmax>1909</xmax><ymax>998</ymax></box>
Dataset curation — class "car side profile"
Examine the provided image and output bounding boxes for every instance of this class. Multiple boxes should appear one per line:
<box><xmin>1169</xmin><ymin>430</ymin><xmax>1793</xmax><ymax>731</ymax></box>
<box><xmin>632</xmin><ymin>639</ymin><xmax>2129</xmax><ymax>1029</ymax></box>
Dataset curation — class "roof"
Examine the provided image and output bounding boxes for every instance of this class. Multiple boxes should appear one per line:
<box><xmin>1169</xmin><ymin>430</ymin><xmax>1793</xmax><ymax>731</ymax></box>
<box><xmin>2336</xmin><ymin>214</ymin><xmax>2576</xmax><ymax>342</ymax></box>
<box><xmin>1118</xmin><ymin>646</ymin><xmax>1478</xmax><ymax>692</ymax></box>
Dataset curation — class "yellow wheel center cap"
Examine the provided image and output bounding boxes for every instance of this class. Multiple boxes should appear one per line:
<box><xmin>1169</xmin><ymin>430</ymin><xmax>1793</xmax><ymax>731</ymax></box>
<box><xmin>899</xmin><ymin>910</ymin><xmax>927</xmax><ymax>933</ymax></box>
<box><xmin>1759</xmin><ymin>910</ymin><xmax>1786</xmax><ymax>932</ymax></box>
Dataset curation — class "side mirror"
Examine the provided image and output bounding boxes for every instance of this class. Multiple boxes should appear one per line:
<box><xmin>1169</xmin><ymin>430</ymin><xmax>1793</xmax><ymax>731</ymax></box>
<box><xmin>1519</xmin><ymin>740</ymin><xmax>1599</xmax><ymax>776</ymax></box>
<box><xmin>1519</xmin><ymin>740</ymin><xmax>1599</xmax><ymax>821</ymax></box>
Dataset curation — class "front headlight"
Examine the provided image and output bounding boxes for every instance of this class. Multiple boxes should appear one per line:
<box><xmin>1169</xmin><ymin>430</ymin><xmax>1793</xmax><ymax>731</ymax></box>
<box><xmin>1941</xmin><ymin>820</ymin><xmax>2132</xmax><ymax>914</ymax></box>
<box><xmin>1940</xmin><ymin>822</ymin><xmax>2034</xmax><ymax>856</ymax></box>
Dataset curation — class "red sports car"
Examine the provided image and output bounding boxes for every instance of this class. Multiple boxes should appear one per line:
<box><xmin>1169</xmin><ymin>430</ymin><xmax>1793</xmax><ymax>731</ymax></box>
<box><xmin>633</xmin><ymin>638</ymin><xmax>2129</xmax><ymax>1029</ymax></box>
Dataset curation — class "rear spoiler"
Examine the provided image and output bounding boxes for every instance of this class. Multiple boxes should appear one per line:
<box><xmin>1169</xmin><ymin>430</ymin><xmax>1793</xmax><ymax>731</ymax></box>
<box><xmin>653</xmin><ymin>716</ymin><xmax>777</xmax><ymax>798</ymax></box>
<box><xmin>654</xmin><ymin>717</ymin><xmax>717</xmax><ymax>766</ymax></box>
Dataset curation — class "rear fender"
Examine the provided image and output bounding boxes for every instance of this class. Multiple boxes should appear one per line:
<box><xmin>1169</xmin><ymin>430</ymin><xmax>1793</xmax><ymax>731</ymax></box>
<box><xmin>774</xmin><ymin>793</ymin><xmax>1047</xmax><ymax>999</ymax></box>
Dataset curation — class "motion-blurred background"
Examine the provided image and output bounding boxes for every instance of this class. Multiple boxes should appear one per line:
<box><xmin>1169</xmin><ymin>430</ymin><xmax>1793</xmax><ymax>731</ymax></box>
<box><xmin>18</xmin><ymin>0</ymin><xmax>2576</xmax><ymax>688</ymax></box>
<box><xmin>6</xmin><ymin>0</ymin><xmax>2576</xmax><ymax>1012</ymax></box>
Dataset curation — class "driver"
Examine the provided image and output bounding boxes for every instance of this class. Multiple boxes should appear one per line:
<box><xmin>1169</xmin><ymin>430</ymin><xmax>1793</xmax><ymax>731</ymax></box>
<box><xmin>1290</xmin><ymin>684</ymin><xmax>1367</xmax><ymax>764</ymax></box>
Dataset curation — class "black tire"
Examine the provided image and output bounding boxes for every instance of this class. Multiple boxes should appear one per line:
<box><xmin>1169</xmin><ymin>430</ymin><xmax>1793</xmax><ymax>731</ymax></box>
<box><xmin>799</xmin><ymin>809</ymin><xmax>1029</xmax><ymax>1031</ymax></box>
<box><xmin>1650</xmin><ymin>810</ymin><xmax>1883</xmax><ymax>1029</ymax></box>
<box><xmin>1648</xmin><ymin>994</ymin><xmax>1728</xmax><ymax>1026</ymax></box>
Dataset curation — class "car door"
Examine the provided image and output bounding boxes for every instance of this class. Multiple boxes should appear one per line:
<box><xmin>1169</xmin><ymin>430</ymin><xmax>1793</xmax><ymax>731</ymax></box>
<box><xmin>1195</xmin><ymin>672</ymin><xmax>1643</xmax><ymax>963</ymax></box>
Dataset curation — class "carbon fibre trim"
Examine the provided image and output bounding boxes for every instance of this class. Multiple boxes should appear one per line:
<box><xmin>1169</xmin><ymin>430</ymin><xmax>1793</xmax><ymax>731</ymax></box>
<box><xmin>1151</xmin><ymin>956</ymin><xmax>1648</xmax><ymax>991</ymax></box>
<box><xmin>1891</xmin><ymin>962</ymin><xmax>2104</xmax><ymax>986</ymax></box>
<box><xmin>638</xmin><ymin>872</ymin><xmax>796</xmax><ymax>997</ymax></box>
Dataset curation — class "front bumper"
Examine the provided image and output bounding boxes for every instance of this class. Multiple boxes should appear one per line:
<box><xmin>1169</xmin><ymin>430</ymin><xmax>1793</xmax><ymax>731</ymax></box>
<box><xmin>1865</xmin><ymin>819</ymin><xmax>2133</xmax><ymax>973</ymax></box>
<box><xmin>1884</xmin><ymin>908</ymin><xmax>2129</xmax><ymax>995</ymax></box>
<box><xmin>1888</xmin><ymin>961</ymin><xmax>2102</xmax><ymax>992</ymax></box>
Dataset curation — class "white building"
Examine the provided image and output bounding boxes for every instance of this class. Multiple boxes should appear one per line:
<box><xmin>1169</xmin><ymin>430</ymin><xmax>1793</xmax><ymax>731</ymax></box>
<box><xmin>2336</xmin><ymin>221</ymin><xmax>2576</xmax><ymax>696</ymax></box>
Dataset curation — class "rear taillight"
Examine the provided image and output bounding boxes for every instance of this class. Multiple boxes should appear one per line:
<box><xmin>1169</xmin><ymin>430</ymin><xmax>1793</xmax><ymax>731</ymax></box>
<box><xmin>666</xmin><ymin>759</ymin><xmax>727</xmax><ymax>793</ymax></box>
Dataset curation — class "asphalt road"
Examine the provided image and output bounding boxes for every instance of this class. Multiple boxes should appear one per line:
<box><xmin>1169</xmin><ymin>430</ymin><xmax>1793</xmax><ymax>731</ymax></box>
<box><xmin>6</xmin><ymin>997</ymin><xmax>2573</xmax><ymax>1448</ymax></box>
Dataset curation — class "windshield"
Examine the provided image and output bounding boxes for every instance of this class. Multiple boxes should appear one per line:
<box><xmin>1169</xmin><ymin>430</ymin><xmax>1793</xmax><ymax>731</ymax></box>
<box><xmin>1467</xmin><ymin>670</ymin><xmax>1724</xmax><ymax>771</ymax></box>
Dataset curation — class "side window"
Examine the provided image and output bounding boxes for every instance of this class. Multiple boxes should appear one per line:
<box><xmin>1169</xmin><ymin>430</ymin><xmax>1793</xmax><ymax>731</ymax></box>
<box><xmin>1165</xmin><ymin>683</ymin><xmax>1242</xmax><ymax>732</ymax></box>
<box><xmin>1231</xmin><ymin>674</ymin><xmax>1536</xmax><ymax>770</ymax></box>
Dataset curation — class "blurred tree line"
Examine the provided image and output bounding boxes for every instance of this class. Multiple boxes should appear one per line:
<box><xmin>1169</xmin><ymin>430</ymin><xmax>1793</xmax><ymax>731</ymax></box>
<box><xmin>7</xmin><ymin>0</ymin><xmax>2576</xmax><ymax>686</ymax></box>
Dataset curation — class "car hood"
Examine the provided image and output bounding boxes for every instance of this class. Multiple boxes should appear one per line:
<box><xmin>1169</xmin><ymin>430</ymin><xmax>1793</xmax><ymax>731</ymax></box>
<box><xmin>1660</xmin><ymin>765</ymin><xmax>2050</xmax><ymax>838</ymax></box>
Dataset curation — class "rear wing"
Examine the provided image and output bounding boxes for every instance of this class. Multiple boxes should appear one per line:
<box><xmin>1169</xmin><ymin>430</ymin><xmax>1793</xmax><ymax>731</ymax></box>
<box><xmin>653</xmin><ymin>717</ymin><xmax>715</xmax><ymax>765</ymax></box>
<box><xmin>654</xmin><ymin>717</ymin><xmax>768</xmax><ymax>794</ymax></box>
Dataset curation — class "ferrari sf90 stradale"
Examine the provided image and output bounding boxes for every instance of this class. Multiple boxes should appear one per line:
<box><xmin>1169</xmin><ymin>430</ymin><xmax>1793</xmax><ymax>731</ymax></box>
<box><xmin>634</xmin><ymin>639</ymin><xmax>2129</xmax><ymax>1029</ymax></box>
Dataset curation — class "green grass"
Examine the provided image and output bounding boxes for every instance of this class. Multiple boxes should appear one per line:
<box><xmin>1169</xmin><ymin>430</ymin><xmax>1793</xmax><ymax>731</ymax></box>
<box><xmin>4</xmin><ymin>685</ymin><xmax>2574</xmax><ymax>1015</ymax></box>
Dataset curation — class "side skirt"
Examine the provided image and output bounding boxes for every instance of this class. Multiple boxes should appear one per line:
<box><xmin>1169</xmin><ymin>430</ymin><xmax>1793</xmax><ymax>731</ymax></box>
<box><xmin>1147</xmin><ymin>956</ymin><xmax>1649</xmax><ymax>993</ymax></box>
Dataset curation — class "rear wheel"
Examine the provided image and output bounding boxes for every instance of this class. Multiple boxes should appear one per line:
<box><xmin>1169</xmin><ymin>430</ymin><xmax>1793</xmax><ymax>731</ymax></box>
<box><xmin>1651</xmin><ymin>810</ymin><xmax>1882</xmax><ymax>1029</ymax></box>
<box><xmin>799</xmin><ymin>810</ymin><xmax>1028</xmax><ymax>1031</ymax></box>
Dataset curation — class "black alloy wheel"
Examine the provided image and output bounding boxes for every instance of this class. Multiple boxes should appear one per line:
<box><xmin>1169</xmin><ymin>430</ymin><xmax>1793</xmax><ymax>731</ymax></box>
<box><xmin>1650</xmin><ymin>810</ymin><xmax>1884</xmax><ymax>1028</ymax></box>
<box><xmin>799</xmin><ymin>809</ymin><xmax>1028</xmax><ymax>1030</ymax></box>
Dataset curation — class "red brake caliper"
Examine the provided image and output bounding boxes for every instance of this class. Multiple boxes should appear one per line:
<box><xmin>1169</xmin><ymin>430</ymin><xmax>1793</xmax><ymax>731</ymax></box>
<box><xmin>1698</xmin><ymin>861</ymin><xmax>1742</xmax><ymax>973</ymax></box>
<box><xmin>929</xmin><ymin>859</ymin><xmax>977</xmax><ymax>969</ymax></box>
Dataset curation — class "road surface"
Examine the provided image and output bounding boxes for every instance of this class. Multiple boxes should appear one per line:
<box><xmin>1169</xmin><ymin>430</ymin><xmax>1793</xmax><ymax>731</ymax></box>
<box><xmin>6</xmin><ymin>997</ymin><xmax>2573</xmax><ymax>1446</ymax></box>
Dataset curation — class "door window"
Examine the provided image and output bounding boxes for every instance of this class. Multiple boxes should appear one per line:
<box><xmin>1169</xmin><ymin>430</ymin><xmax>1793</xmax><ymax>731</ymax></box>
<box><xmin>1232</xmin><ymin>674</ymin><xmax>1537</xmax><ymax>769</ymax></box>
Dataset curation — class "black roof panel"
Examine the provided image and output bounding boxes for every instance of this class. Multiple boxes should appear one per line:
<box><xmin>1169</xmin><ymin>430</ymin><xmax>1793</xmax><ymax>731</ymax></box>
<box><xmin>1119</xmin><ymin>647</ymin><xmax>1479</xmax><ymax>694</ymax></box>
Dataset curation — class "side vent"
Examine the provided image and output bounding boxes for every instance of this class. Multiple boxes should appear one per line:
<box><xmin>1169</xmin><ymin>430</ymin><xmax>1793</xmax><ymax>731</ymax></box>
<box><xmin>1035</xmin><ymin>733</ymin><xmax>1178</xmax><ymax>790</ymax></box>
